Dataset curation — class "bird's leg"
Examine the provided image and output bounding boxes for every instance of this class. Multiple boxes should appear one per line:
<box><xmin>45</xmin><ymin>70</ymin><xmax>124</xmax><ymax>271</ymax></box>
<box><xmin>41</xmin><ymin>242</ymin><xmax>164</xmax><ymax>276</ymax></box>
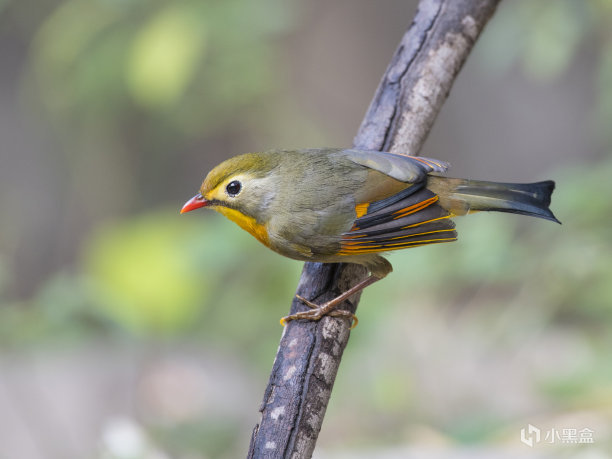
<box><xmin>280</xmin><ymin>275</ymin><xmax>382</xmax><ymax>327</ymax></box>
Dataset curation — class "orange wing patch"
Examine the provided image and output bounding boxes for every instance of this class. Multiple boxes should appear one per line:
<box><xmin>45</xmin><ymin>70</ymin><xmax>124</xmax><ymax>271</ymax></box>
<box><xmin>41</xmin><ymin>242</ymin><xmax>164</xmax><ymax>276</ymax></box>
<box><xmin>339</xmin><ymin>185</ymin><xmax>457</xmax><ymax>256</ymax></box>
<box><xmin>392</xmin><ymin>195</ymin><xmax>438</xmax><ymax>219</ymax></box>
<box><xmin>355</xmin><ymin>202</ymin><xmax>370</xmax><ymax>218</ymax></box>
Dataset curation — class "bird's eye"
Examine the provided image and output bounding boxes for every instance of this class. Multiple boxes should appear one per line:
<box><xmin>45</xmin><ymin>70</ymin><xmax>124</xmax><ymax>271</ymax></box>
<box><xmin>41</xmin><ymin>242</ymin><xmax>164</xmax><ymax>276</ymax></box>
<box><xmin>226</xmin><ymin>180</ymin><xmax>242</xmax><ymax>196</ymax></box>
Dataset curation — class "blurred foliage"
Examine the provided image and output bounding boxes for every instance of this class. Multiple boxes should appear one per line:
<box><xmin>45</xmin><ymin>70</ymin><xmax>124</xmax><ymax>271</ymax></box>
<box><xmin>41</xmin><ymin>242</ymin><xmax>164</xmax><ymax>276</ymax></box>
<box><xmin>0</xmin><ymin>212</ymin><xmax>302</xmax><ymax>349</ymax></box>
<box><xmin>480</xmin><ymin>0</ymin><xmax>612</xmax><ymax>143</ymax></box>
<box><xmin>15</xmin><ymin>0</ymin><xmax>299</xmax><ymax>225</ymax></box>
<box><xmin>31</xmin><ymin>0</ymin><xmax>293</xmax><ymax>135</ymax></box>
<box><xmin>84</xmin><ymin>213</ymin><xmax>206</xmax><ymax>335</ymax></box>
<box><xmin>482</xmin><ymin>0</ymin><xmax>589</xmax><ymax>79</ymax></box>
<box><xmin>82</xmin><ymin>211</ymin><xmax>303</xmax><ymax>342</ymax></box>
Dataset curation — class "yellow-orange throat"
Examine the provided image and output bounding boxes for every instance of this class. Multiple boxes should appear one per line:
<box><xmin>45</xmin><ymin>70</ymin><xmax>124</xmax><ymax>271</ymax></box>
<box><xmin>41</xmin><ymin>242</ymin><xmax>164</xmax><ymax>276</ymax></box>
<box><xmin>214</xmin><ymin>206</ymin><xmax>270</xmax><ymax>247</ymax></box>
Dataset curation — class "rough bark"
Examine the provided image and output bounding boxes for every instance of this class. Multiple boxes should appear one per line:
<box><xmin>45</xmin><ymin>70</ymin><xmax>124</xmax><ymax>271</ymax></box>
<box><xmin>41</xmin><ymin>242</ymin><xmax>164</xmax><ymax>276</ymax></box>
<box><xmin>248</xmin><ymin>0</ymin><xmax>501</xmax><ymax>457</ymax></box>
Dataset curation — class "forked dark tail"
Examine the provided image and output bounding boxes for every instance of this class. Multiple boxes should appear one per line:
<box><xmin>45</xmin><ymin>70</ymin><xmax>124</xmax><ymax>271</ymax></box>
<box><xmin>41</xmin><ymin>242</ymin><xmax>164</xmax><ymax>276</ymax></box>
<box><xmin>429</xmin><ymin>177</ymin><xmax>560</xmax><ymax>223</ymax></box>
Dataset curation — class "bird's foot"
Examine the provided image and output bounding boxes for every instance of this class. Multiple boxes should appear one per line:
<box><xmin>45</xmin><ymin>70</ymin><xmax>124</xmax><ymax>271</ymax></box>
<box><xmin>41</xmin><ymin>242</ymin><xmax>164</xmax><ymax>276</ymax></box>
<box><xmin>279</xmin><ymin>274</ymin><xmax>384</xmax><ymax>329</ymax></box>
<box><xmin>280</xmin><ymin>295</ymin><xmax>358</xmax><ymax>329</ymax></box>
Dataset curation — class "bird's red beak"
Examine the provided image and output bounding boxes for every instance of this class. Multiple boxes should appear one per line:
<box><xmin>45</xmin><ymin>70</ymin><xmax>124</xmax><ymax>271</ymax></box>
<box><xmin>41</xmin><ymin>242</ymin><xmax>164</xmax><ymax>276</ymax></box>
<box><xmin>181</xmin><ymin>194</ymin><xmax>209</xmax><ymax>214</ymax></box>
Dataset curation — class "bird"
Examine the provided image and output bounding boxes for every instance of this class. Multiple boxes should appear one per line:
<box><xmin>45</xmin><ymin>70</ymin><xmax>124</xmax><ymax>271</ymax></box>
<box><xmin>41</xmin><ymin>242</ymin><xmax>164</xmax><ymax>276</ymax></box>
<box><xmin>181</xmin><ymin>148</ymin><xmax>559</xmax><ymax>326</ymax></box>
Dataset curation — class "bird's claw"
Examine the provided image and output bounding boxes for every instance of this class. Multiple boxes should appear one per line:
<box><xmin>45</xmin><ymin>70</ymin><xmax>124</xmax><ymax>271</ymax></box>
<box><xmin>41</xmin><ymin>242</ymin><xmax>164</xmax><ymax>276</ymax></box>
<box><xmin>295</xmin><ymin>294</ymin><xmax>318</xmax><ymax>309</ymax></box>
<box><xmin>280</xmin><ymin>296</ymin><xmax>358</xmax><ymax>329</ymax></box>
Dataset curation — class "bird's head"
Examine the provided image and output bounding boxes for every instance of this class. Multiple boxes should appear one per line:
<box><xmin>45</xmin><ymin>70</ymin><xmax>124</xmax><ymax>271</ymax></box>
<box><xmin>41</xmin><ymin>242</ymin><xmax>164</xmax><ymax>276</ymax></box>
<box><xmin>181</xmin><ymin>152</ymin><xmax>281</xmax><ymax>243</ymax></box>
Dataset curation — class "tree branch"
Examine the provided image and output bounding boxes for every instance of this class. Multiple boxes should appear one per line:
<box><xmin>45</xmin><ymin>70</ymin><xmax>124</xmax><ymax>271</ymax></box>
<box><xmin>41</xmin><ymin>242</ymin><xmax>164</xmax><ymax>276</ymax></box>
<box><xmin>248</xmin><ymin>0</ymin><xmax>501</xmax><ymax>457</ymax></box>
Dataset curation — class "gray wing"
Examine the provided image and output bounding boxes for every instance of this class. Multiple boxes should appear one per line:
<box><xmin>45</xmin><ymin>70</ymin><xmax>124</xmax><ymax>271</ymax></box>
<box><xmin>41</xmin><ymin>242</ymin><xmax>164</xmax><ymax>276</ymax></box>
<box><xmin>340</xmin><ymin>149</ymin><xmax>449</xmax><ymax>183</ymax></box>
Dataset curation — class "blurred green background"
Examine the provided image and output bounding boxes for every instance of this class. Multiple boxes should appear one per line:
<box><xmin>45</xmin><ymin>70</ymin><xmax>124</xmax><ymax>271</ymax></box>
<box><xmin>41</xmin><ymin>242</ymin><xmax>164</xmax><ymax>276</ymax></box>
<box><xmin>1</xmin><ymin>0</ymin><xmax>611</xmax><ymax>458</ymax></box>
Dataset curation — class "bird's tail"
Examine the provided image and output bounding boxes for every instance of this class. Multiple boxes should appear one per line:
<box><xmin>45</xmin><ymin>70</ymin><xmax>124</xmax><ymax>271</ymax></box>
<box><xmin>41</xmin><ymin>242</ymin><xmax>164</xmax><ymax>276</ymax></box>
<box><xmin>428</xmin><ymin>176</ymin><xmax>560</xmax><ymax>223</ymax></box>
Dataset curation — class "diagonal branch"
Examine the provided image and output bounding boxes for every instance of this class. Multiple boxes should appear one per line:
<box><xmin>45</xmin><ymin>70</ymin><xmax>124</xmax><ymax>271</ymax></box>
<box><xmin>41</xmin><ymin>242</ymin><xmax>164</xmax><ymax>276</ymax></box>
<box><xmin>248</xmin><ymin>0</ymin><xmax>501</xmax><ymax>457</ymax></box>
